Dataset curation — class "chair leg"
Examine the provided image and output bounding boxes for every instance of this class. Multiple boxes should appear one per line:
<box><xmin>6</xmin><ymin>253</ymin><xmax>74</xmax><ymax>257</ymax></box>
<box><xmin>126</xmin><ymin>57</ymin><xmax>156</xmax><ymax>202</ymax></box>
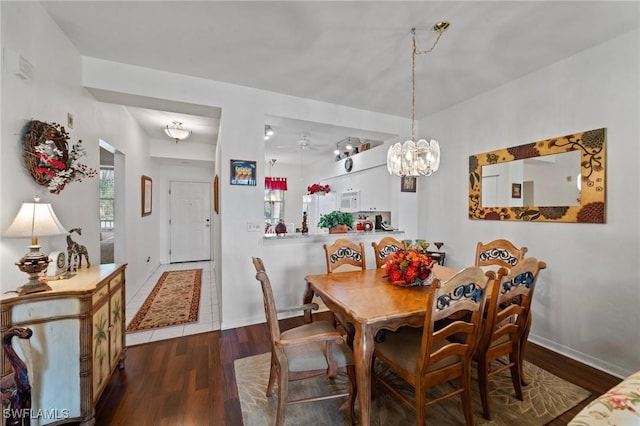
<box><xmin>275</xmin><ymin>367</ymin><xmax>289</xmax><ymax>426</ymax></box>
<box><xmin>510</xmin><ymin>350</ymin><xmax>524</xmax><ymax>400</ymax></box>
<box><xmin>460</xmin><ymin>369</ymin><xmax>475</xmax><ymax>426</ymax></box>
<box><xmin>347</xmin><ymin>365</ymin><xmax>358</xmax><ymax>425</ymax></box>
<box><xmin>267</xmin><ymin>351</ymin><xmax>277</xmax><ymax>397</ymax></box>
<box><xmin>519</xmin><ymin>314</ymin><xmax>532</xmax><ymax>386</ymax></box>
<box><xmin>477</xmin><ymin>358</ymin><xmax>492</xmax><ymax>420</ymax></box>
<box><xmin>415</xmin><ymin>377</ymin><xmax>427</xmax><ymax>426</ymax></box>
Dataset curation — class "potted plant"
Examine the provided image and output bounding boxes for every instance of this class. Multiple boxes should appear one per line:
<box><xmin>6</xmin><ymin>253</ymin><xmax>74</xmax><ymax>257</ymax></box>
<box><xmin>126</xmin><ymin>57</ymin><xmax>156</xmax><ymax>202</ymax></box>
<box><xmin>318</xmin><ymin>210</ymin><xmax>354</xmax><ymax>234</ymax></box>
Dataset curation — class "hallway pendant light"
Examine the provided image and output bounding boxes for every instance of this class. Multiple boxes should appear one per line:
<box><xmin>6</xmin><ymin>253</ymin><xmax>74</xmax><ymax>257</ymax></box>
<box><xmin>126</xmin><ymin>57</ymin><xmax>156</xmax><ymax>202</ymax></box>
<box><xmin>164</xmin><ymin>121</ymin><xmax>192</xmax><ymax>143</ymax></box>
<box><xmin>387</xmin><ymin>22</ymin><xmax>450</xmax><ymax>177</ymax></box>
<box><xmin>265</xmin><ymin>125</ymin><xmax>274</xmax><ymax>139</ymax></box>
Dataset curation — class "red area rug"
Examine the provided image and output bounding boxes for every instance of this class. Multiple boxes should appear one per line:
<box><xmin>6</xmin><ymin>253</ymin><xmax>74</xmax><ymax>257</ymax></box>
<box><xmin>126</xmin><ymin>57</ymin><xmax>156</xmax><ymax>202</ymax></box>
<box><xmin>127</xmin><ymin>269</ymin><xmax>201</xmax><ymax>332</ymax></box>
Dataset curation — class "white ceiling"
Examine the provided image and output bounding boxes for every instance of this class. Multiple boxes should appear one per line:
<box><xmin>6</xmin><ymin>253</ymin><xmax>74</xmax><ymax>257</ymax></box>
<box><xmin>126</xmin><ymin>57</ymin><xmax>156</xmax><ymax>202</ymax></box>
<box><xmin>41</xmin><ymin>1</ymin><xmax>639</xmax><ymax>165</ymax></box>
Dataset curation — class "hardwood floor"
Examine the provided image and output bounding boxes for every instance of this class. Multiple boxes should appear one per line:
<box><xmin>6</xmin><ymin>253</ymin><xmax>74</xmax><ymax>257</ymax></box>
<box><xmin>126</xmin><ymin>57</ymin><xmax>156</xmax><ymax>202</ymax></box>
<box><xmin>93</xmin><ymin>312</ymin><xmax>621</xmax><ymax>425</ymax></box>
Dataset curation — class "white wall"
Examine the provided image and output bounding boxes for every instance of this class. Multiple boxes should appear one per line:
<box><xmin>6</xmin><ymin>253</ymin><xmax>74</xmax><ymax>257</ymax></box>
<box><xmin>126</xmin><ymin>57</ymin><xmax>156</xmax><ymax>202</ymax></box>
<box><xmin>417</xmin><ymin>30</ymin><xmax>640</xmax><ymax>377</ymax></box>
<box><xmin>79</xmin><ymin>55</ymin><xmax>412</xmax><ymax>332</ymax></box>
<box><xmin>1</xmin><ymin>2</ymin><xmax>160</xmax><ymax>301</ymax></box>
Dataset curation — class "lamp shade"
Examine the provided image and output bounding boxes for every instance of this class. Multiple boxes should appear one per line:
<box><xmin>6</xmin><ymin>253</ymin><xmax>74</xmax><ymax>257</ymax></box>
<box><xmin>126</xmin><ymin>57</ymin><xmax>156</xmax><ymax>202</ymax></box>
<box><xmin>5</xmin><ymin>202</ymin><xmax>67</xmax><ymax>241</ymax></box>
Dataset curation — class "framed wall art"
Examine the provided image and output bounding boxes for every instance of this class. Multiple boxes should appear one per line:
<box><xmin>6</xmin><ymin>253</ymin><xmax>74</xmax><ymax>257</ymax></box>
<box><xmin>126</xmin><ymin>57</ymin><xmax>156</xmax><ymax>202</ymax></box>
<box><xmin>230</xmin><ymin>159</ymin><xmax>256</xmax><ymax>186</ymax></box>
<box><xmin>141</xmin><ymin>175</ymin><xmax>152</xmax><ymax>216</ymax></box>
<box><xmin>511</xmin><ymin>183</ymin><xmax>522</xmax><ymax>199</ymax></box>
<box><xmin>401</xmin><ymin>176</ymin><xmax>417</xmax><ymax>193</ymax></box>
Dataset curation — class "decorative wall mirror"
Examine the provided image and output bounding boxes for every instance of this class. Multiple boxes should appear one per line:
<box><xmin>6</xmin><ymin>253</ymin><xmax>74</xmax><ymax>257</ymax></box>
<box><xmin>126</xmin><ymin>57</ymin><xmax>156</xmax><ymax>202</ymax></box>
<box><xmin>469</xmin><ymin>128</ymin><xmax>606</xmax><ymax>223</ymax></box>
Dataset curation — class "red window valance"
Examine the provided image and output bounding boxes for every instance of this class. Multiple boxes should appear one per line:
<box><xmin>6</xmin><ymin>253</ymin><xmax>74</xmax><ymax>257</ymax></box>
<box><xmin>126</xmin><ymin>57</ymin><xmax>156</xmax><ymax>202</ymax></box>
<box><xmin>265</xmin><ymin>177</ymin><xmax>288</xmax><ymax>191</ymax></box>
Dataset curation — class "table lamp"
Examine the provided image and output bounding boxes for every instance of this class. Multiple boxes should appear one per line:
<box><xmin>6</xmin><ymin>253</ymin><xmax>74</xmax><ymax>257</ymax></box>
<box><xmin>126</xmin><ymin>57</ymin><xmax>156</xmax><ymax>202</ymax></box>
<box><xmin>5</xmin><ymin>196</ymin><xmax>68</xmax><ymax>295</ymax></box>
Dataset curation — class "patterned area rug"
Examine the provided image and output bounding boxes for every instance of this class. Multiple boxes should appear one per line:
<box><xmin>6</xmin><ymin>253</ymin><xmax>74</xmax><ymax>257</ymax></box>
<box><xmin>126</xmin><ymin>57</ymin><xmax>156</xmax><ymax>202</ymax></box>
<box><xmin>235</xmin><ymin>352</ymin><xmax>590</xmax><ymax>426</ymax></box>
<box><xmin>126</xmin><ymin>269</ymin><xmax>201</xmax><ymax>332</ymax></box>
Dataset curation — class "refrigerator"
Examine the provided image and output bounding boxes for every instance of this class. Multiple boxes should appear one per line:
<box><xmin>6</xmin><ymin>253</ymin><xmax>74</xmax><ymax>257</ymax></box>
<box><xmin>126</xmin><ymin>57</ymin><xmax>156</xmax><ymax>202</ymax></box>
<box><xmin>303</xmin><ymin>193</ymin><xmax>337</xmax><ymax>234</ymax></box>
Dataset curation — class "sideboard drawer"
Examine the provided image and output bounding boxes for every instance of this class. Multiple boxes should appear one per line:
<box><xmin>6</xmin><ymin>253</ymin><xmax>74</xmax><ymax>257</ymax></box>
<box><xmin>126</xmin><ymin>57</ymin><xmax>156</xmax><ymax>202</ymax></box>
<box><xmin>12</xmin><ymin>298</ymin><xmax>80</xmax><ymax>323</ymax></box>
<box><xmin>109</xmin><ymin>272</ymin><xmax>122</xmax><ymax>288</ymax></box>
<box><xmin>92</xmin><ymin>285</ymin><xmax>109</xmax><ymax>304</ymax></box>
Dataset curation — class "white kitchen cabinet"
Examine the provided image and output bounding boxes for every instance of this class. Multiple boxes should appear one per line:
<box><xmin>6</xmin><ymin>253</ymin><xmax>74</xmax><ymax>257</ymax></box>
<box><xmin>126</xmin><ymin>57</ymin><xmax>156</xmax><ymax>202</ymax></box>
<box><xmin>359</xmin><ymin>165</ymin><xmax>390</xmax><ymax>212</ymax></box>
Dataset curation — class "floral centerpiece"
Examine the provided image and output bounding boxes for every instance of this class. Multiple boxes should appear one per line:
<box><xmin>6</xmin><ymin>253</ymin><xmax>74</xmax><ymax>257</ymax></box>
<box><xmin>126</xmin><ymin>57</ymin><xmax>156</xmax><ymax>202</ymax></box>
<box><xmin>307</xmin><ymin>183</ymin><xmax>330</xmax><ymax>194</ymax></box>
<box><xmin>22</xmin><ymin>120</ymin><xmax>97</xmax><ymax>194</ymax></box>
<box><xmin>385</xmin><ymin>249</ymin><xmax>435</xmax><ymax>286</ymax></box>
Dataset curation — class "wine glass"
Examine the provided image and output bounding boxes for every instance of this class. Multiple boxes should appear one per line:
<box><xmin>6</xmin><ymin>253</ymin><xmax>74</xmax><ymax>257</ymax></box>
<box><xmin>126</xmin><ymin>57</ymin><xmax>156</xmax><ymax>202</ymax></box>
<box><xmin>434</xmin><ymin>241</ymin><xmax>444</xmax><ymax>251</ymax></box>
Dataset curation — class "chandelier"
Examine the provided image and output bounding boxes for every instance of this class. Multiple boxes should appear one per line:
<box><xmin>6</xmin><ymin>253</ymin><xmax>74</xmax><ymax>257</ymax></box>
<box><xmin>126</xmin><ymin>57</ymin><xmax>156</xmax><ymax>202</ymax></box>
<box><xmin>387</xmin><ymin>22</ymin><xmax>450</xmax><ymax>177</ymax></box>
<box><xmin>164</xmin><ymin>121</ymin><xmax>192</xmax><ymax>143</ymax></box>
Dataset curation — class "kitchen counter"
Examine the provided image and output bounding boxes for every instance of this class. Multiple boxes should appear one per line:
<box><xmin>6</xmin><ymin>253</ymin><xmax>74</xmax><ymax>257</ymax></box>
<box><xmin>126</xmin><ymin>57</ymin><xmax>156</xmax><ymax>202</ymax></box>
<box><xmin>263</xmin><ymin>230</ymin><xmax>404</xmax><ymax>241</ymax></box>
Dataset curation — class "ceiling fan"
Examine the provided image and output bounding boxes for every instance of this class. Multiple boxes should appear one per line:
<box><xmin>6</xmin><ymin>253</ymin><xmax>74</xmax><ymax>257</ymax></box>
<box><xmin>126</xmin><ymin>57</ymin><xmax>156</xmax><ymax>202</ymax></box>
<box><xmin>275</xmin><ymin>134</ymin><xmax>329</xmax><ymax>152</ymax></box>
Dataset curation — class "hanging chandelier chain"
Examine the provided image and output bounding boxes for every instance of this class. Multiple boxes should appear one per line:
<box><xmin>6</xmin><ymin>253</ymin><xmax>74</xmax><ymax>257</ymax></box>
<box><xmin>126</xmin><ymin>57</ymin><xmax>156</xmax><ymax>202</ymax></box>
<box><xmin>410</xmin><ymin>25</ymin><xmax>447</xmax><ymax>141</ymax></box>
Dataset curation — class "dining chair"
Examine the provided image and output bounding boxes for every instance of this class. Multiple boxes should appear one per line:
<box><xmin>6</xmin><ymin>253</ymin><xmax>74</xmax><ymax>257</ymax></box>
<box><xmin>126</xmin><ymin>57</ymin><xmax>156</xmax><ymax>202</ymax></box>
<box><xmin>252</xmin><ymin>257</ymin><xmax>357</xmax><ymax>426</ymax></box>
<box><xmin>474</xmin><ymin>238</ymin><xmax>530</xmax><ymax>386</ymax></box>
<box><xmin>474</xmin><ymin>239</ymin><xmax>528</xmax><ymax>272</ymax></box>
<box><xmin>373</xmin><ymin>266</ymin><xmax>494</xmax><ymax>426</ymax></box>
<box><xmin>323</xmin><ymin>238</ymin><xmax>366</xmax><ymax>273</ymax></box>
<box><xmin>473</xmin><ymin>257</ymin><xmax>546</xmax><ymax>420</ymax></box>
<box><xmin>371</xmin><ymin>236</ymin><xmax>406</xmax><ymax>268</ymax></box>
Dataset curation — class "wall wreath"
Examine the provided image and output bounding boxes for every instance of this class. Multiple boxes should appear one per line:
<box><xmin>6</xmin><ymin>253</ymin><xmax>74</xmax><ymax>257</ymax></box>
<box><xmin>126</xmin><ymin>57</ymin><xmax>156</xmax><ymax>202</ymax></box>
<box><xmin>22</xmin><ymin>120</ymin><xmax>96</xmax><ymax>194</ymax></box>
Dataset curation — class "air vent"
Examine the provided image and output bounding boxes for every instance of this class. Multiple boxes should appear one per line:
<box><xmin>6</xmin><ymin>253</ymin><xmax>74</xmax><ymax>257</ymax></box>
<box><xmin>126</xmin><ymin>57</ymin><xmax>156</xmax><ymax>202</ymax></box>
<box><xmin>2</xmin><ymin>48</ymin><xmax>34</xmax><ymax>80</ymax></box>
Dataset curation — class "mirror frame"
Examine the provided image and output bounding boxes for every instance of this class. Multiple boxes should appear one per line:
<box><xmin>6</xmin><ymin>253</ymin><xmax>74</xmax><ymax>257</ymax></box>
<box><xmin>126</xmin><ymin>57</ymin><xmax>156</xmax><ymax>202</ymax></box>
<box><xmin>469</xmin><ymin>128</ymin><xmax>606</xmax><ymax>223</ymax></box>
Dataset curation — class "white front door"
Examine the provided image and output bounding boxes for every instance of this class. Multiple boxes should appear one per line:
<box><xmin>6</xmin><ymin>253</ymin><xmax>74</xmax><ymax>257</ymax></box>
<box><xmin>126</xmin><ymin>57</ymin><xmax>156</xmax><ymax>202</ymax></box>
<box><xmin>170</xmin><ymin>181</ymin><xmax>211</xmax><ymax>263</ymax></box>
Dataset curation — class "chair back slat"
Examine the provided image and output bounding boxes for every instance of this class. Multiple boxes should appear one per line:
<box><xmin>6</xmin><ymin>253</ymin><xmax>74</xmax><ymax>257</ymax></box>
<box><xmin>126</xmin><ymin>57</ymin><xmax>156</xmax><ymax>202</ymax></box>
<box><xmin>475</xmin><ymin>239</ymin><xmax>528</xmax><ymax>271</ymax></box>
<box><xmin>371</xmin><ymin>237</ymin><xmax>406</xmax><ymax>269</ymax></box>
<box><xmin>323</xmin><ymin>238</ymin><xmax>366</xmax><ymax>273</ymax></box>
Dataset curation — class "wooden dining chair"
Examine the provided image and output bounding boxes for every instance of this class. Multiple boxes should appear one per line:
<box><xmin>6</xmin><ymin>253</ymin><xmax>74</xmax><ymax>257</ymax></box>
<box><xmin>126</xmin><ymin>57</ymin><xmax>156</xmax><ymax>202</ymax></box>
<box><xmin>474</xmin><ymin>238</ymin><xmax>531</xmax><ymax>385</ymax></box>
<box><xmin>323</xmin><ymin>238</ymin><xmax>366</xmax><ymax>273</ymax></box>
<box><xmin>371</xmin><ymin>236</ymin><xmax>406</xmax><ymax>268</ymax></box>
<box><xmin>252</xmin><ymin>257</ymin><xmax>357</xmax><ymax>426</ymax></box>
<box><xmin>473</xmin><ymin>257</ymin><xmax>546</xmax><ymax>420</ymax></box>
<box><xmin>373</xmin><ymin>266</ymin><xmax>495</xmax><ymax>426</ymax></box>
<box><xmin>474</xmin><ymin>239</ymin><xmax>528</xmax><ymax>272</ymax></box>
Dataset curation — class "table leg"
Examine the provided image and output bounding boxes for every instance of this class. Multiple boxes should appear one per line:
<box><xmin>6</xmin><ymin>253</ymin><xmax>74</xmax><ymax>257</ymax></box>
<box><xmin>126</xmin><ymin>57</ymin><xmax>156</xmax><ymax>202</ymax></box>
<box><xmin>353</xmin><ymin>322</ymin><xmax>375</xmax><ymax>426</ymax></box>
<box><xmin>303</xmin><ymin>280</ymin><xmax>315</xmax><ymax>323</ymax></box>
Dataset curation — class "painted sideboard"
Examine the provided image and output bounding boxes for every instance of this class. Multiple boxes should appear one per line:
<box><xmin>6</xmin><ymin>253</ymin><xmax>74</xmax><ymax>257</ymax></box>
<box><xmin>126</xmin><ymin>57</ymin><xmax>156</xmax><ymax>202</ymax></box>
<box><xmin>1</xmin><ymin>263</ymin><xmax>127</xmax><ymax>425</ymax></box>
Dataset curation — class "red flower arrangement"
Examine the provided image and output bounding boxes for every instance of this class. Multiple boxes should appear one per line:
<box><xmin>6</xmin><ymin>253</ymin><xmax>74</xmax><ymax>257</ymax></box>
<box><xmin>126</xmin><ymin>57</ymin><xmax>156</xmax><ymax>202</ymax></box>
<box><xmin>307</xmin><ymin>183</ymin><xmax>330</xmax><ymax>194</ymax></box>
<box><xmin>384</xmin><ymin>249</ymin><xmax>434</xmax><ymax>286</ymax></box>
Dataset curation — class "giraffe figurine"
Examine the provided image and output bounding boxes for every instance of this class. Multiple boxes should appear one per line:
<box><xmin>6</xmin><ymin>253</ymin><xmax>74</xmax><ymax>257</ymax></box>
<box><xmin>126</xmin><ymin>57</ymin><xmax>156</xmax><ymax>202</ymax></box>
<box><xmin>67</xmin><ymin>228</ymin><xmax>90</xmax><ymax>272</ymax></box>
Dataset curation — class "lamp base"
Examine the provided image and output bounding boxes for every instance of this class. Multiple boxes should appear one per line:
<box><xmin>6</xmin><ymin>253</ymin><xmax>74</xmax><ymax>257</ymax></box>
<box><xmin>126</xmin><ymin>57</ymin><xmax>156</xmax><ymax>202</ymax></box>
<box><xmin>15</xmin><ymin>245</ymin><xmax>52</xmax><ymax>296</ymax></box>
<box><xmin>18</xmin><ymin>280</ymin><xmax>53</xmax><ymax>296</ymax></box>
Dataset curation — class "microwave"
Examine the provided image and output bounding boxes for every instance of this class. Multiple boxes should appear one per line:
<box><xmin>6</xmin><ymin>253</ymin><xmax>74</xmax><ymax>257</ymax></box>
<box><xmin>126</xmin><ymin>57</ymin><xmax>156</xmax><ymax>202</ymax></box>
<box><xmin>340</xmin><ymin>191</ymin><xmax>360</xmax><ymax>212</ymax></box>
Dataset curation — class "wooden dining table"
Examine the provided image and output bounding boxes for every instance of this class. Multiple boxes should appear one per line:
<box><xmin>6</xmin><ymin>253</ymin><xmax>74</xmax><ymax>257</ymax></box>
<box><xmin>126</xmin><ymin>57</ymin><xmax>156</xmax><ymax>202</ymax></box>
<box><xmin>303</xmin><ymin>264</ymin><xmax>457</xmax><ymax>426</ymax></box>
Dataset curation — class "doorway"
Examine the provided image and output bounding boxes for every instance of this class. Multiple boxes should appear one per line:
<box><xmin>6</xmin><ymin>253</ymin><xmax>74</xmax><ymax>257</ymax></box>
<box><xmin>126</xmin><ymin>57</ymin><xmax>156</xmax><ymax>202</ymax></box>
<box><xmin>99</xmin><ymin>146</ymin><xmax>115</xmax><ymax>264</ymax></box>
<box><xmin>169</xmin><ymin>181</ymin><xmax>212</xmax><ymax>263</ymax></box>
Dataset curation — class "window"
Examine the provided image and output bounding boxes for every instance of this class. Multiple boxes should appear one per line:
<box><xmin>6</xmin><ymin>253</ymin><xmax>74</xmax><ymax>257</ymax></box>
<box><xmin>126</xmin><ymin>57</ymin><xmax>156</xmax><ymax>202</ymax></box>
<box><xmin>99</xmin><ymin>167</ymin><xmax>115</xmax><ymax>230</ymax></box>
<box><xmin>264</xmin><ymin>189</ymin><xmax>285</xmax><ymax>226</ymax></box>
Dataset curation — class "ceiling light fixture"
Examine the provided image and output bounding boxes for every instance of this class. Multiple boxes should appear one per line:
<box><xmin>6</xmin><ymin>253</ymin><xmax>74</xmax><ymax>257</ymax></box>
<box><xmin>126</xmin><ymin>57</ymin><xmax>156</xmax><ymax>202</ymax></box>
<box><xmin>387</xmin><ymin>22</ymin><xmax>450</xmax><ymax>177</ymax></box>
<box><xmin>164</xmin><ymin>121</ymin><xmax>192</xmax><ymax>143</ymax></box>
<box><xmin>264</xmin><ymin>125</ymin><xmax>274</xmax><ymax>140</ymax></box>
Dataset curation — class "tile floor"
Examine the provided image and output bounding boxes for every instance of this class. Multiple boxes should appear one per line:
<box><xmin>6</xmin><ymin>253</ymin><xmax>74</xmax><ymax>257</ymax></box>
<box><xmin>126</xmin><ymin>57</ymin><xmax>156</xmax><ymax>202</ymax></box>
<box><xmin>125</xmin><ymin>260</ymin><xmax>220</xmax><ymax>346</ymax></box>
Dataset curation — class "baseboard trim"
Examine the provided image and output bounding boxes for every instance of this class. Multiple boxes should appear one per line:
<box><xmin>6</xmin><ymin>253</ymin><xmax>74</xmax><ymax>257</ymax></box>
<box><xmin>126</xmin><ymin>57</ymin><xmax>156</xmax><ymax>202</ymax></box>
<box><xmin>529</xmin><ymin>333</ymin><xmax>631</xmax><ymax>379</ymax></box>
